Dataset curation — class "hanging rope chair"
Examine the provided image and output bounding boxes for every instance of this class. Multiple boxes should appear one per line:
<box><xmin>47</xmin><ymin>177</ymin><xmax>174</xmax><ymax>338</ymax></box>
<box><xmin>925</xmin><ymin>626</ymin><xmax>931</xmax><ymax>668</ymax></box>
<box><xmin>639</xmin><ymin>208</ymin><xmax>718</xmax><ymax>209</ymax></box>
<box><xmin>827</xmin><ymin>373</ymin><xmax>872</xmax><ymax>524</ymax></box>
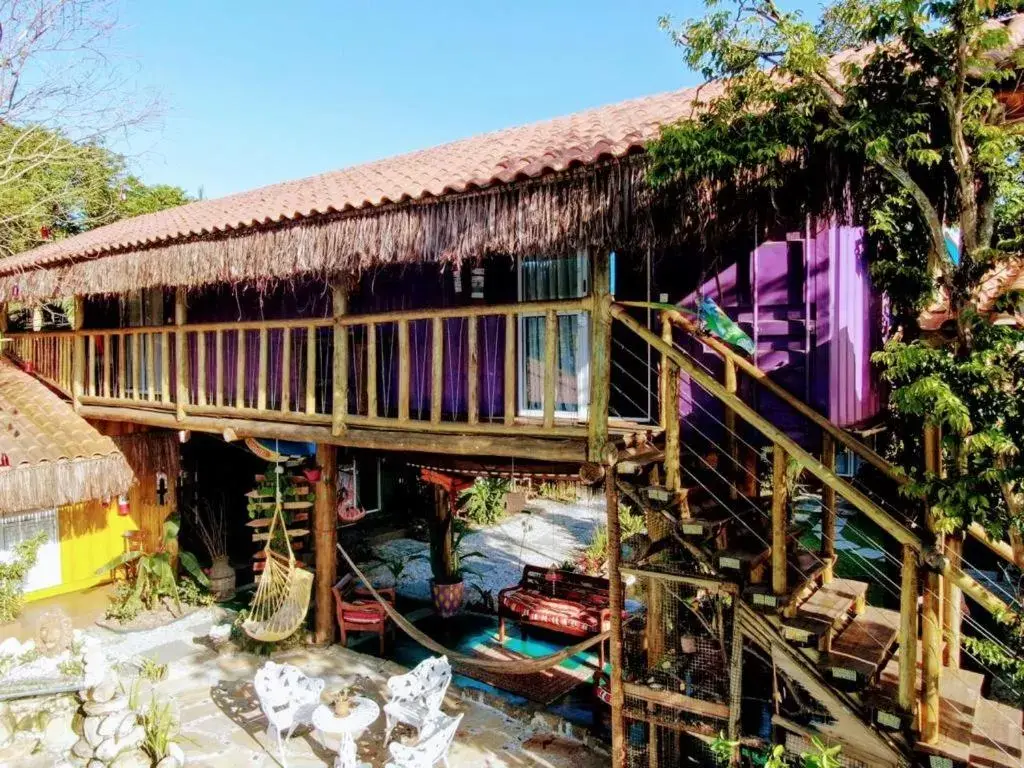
<box><xmin>244</xmin><ymin>460</ymin><xmax>314</xmax><ymax>642</ymax></box>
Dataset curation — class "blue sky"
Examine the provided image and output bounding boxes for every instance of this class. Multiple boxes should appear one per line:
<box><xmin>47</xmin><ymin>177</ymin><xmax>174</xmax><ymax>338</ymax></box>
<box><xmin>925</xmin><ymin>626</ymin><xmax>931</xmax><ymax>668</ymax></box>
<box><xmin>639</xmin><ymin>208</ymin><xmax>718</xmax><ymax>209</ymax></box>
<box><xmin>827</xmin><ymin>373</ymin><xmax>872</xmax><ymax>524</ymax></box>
<box><xmin>115</xmin><ymin>1</ymin><xmax>811</xmax><ymax>199</ymax></box>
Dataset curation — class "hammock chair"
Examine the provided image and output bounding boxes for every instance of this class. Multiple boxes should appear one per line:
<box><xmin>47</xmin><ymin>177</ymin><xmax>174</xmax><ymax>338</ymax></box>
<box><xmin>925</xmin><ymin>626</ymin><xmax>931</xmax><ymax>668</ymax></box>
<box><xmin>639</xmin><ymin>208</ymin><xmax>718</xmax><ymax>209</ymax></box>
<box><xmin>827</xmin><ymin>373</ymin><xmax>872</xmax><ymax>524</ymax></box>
<box><xmin>336</xmin><ymin>541</ymin><xmax>610</xmax><ymax>674</ymax></box>
<box><xmin>244</xmin><ymin>460</ymin><xmax>314</xmax><ymax>642</ymax></box>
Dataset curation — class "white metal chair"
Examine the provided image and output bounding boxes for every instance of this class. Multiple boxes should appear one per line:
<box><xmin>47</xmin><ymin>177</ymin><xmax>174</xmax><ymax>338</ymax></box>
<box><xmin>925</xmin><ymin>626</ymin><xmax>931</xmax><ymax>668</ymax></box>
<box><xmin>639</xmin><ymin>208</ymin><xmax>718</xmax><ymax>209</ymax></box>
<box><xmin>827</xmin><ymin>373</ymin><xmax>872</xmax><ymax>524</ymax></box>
<box><xmin>384</xmin><ymin>712</ymin><xmax>463</xmax><ymax>768</ymax></box>
<box><xmin>383</xmin><ymin>655</ymin><xmax>452</xmax><ymax>745</ymax></box>
<box><xmin>253</xmin><ymin>660</ymin><xmax>325</xmax><ymax>767</ymax></box>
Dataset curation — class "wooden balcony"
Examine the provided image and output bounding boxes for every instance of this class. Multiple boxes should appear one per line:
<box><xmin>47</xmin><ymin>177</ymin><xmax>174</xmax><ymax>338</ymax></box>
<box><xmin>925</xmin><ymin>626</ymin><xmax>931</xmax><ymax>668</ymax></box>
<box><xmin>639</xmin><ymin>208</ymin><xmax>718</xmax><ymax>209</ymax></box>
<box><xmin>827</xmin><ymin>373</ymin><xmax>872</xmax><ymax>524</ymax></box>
<box><xmin>4</xmin><ymin>298</ymin><xmax>631</xmax><ymax>462</ymax></box>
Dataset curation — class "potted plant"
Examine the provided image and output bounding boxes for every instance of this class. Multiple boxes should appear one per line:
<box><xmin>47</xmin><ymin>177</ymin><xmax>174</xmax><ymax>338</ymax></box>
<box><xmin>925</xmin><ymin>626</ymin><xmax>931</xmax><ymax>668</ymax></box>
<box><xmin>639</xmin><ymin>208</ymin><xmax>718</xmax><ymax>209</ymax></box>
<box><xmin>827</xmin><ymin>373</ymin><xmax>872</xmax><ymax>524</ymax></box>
<box><xmin>189</xmin><ymin>499</ymin><xmax>235</xmax><ymax>602</ymax></box>
<box><xmin>429</xmin><ymin>520</ymin><xmax>485</xmax><ymax>618</ymax></box>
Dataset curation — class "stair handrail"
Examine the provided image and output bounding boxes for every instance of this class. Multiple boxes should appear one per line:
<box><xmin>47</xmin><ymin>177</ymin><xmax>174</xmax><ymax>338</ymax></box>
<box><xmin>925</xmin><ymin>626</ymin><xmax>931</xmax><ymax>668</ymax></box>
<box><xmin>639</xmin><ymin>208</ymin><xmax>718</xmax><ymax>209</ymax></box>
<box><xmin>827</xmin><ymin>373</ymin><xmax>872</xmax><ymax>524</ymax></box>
<box><xmin>621</xmin><ymin>301</ymin><xmax>1024</xmax><ymax>573</ymax></box>
<box><xmin>611</xmin><ymin>302</ymin><xmax>1020</xmax><ymax>622</ymax></box>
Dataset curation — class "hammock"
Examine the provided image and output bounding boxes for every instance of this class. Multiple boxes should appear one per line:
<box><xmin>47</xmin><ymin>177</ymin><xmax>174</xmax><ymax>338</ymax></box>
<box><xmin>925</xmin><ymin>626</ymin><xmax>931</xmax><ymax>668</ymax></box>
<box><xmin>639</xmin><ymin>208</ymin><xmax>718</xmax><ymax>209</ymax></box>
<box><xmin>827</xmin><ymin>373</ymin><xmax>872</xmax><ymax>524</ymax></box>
<box><xmin>244</xmin><ymin>463</ymin><xmax>313</xmax><ymax>642</ymax></box>
<box><xmin>337</xmin><ymin>541</ymin><xmax>611</xmax><ymax>674</ymax></box>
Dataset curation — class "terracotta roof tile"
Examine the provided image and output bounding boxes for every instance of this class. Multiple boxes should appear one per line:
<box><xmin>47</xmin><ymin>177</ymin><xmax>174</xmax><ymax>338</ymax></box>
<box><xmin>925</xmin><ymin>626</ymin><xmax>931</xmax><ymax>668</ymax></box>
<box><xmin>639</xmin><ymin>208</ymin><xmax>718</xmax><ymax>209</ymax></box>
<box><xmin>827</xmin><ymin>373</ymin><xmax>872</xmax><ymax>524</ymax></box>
<box><xmin>0</xmin><ymin>358</ymin><xmax>134</xmax><ymax>512</ymax></box>
<box><xmin>0</xmin><ymin>84</ymin><xmax>719</xmax><ymax>273</ymax></box>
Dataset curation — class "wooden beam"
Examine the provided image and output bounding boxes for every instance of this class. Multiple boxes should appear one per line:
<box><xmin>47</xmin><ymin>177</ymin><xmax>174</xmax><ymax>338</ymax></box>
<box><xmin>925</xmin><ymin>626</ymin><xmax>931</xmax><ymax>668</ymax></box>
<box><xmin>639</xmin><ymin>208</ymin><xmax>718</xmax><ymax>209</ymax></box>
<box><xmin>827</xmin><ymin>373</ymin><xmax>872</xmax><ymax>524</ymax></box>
<box><xmin>174</xmin><ymin>288</ymin><xmax>186</xmax><ymax>420</ymax></box>
<box><xmin>821</xmin><ymin>433</ymin><xmax>837</xmax><ymax>583</ymax></box>
<box><xmin>332</xmin><ymin>280</ymin><xmax>348</xmax><ymax>434</ymax></box>
<box><xmin>898</xmin><ymin>543</ymin><xmax>918</xmax><ymax>714</ymax></box>
<box><xmin>78</xmin><ymin>404</ymin><xmax>590</xmax><ymax>462</ymax></box>
<box><xmin>543</xmin><ymin>309</ymin><xmax>557</xmax><ymax>428</ymax></box>
<box><xmin>313</xmin><ymin>442</ymin><xmax>338</xmax><ymax>645</ymax></box>
<box><xmin>504</xmin><ymin>312</ymin><xmax>516</xmax><ymax>426</ymax></box>
<box><xmin>431</xmin><ymin>316</ymin><xmax>443</xmax><ymax>424</ymax></box>
<box><xmin>588</xmin><ymin>250</ymin><xmax>612</xmax><ymax>461</ymax></box>
<box><xmin>772</xmin><ymin>443</ymin><xmax>789</xmax><ymax>596</ymax></box>
<box><xmin>606</xmin><ymin>465</ymin><xmax>626</xmax><ymax>768</ymax></box>
<box><xmin>467</xmin><ymin>315</ymin><xmax>479</xmax><ymax>425</ymax></box>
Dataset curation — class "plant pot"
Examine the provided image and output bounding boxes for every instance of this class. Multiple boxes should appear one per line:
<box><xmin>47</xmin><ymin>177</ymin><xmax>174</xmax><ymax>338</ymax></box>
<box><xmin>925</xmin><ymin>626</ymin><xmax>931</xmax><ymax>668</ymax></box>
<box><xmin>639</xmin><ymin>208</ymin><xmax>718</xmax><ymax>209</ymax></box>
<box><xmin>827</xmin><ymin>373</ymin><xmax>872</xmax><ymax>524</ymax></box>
<box><xmin>431</xmin><ymin>579</ymin><xmax>465</xmax><ymax>618</ymax></box>
<box><xmin>208</xmin><ymin>555</ymin><xmax>237</xmax><ymax>602</ymax></box>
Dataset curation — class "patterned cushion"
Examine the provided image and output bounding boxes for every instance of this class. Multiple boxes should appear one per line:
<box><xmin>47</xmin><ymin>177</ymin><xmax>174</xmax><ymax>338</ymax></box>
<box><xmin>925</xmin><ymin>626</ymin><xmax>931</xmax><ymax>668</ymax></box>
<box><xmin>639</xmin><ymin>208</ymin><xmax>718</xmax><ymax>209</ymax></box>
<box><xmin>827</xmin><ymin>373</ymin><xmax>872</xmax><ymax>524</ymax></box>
<box><xmin>500</xmin><ymin>588</ymin><xmax>607</xmax><ymax>635</ymax></box>
<box><xmin>341</xmin><ymin>600</ymin><xmax>385</xmax><ymax>624</ymax></box>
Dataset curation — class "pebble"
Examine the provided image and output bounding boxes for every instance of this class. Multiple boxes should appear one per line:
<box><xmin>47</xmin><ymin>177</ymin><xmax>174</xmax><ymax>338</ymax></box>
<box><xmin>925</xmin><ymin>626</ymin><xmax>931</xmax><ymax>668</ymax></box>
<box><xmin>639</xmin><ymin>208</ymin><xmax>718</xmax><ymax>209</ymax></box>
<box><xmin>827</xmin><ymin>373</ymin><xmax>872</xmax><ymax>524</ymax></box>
<box><xmin>72</xmin><ymin>738</ymin><xmax>94</xmax><ymax>759</ymax></box>
<box><xmin>90</xmin><ymin>678</ymin><xmax>117</xmax><ymax>704</ymax></box>
<box><xmin>155</xmin><ymin>757</ymin><xmax>181</xmax><ymax>768</ymax></box>
<box><xmin>168</xmin><ymin>740</ymin><xmax>186</xmax><ymax>765</ymax></box>
<box><xmin>111</xmin><ymin>749</ymin><xmax>152</xmax><ymax>768</ymax></box>
<box><xmin>97</xmin><ymin>713</ymin><xmax>120</xmax><ymax>738</ymax></box>
<box><xmin>84</xmin><ymin>716</ymin><xmax>104</xmax><ymax>747</ymax></box>
<box><xmin>116</xmin><ymin>712</ymin><xmax>138</xmax><ymax>739</ymax></box>
<box><xmin>82</xmin><ymin>696</ymin><xmax>128</xmax><ymax>717</ymax></box>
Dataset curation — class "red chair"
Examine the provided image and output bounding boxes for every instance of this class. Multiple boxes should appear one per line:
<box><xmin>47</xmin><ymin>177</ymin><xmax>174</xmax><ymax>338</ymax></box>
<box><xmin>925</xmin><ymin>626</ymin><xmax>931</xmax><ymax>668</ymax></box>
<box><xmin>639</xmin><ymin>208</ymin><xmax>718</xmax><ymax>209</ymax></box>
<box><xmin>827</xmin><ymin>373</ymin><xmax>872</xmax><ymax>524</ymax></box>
<box><xmin>331</xmin><ymin>575</ymin><xmax>395</xmax><ymax>654</ymax></box>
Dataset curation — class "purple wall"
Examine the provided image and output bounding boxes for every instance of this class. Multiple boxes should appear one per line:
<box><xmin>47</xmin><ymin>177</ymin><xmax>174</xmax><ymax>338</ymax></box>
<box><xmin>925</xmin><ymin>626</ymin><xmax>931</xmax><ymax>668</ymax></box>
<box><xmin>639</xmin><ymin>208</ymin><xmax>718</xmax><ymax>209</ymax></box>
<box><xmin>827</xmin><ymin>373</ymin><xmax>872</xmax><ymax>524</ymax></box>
<box><xmin>677</xmin><ymin>222</ymin><xmax>881</xmax><ymax>450</ymax></box>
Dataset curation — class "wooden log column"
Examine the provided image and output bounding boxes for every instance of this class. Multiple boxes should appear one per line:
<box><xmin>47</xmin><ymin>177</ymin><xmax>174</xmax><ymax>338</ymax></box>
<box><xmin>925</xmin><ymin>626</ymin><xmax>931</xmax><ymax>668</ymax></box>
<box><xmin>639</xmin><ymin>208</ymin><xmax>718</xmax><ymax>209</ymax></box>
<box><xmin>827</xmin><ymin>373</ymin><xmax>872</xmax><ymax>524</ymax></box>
<box><xmin>174</xmin><ymin>288</ymin><xmax>186</xmax><ymax>420</ymax></box>
<box><xmin>588</xmin><ymin>250</ymin><xmax>612</xmax><ymax>462</ymax></box>
<box><xmin>820</xmin><ymin>433</ymin><xmax>837</xmax><ymax>583</ymax></box>
<box><xmin>943</xmin><ymin>533</ymin><xmax>963</xmax><ymax>670</ymax></box>
<box><xmin>313</xmin><ymin>443</ymin><xmax>338</xmax><ymax>644</ymax></box>
<box><xmin>898</xmin><ymin>543</ymin><xmax>919</xmax><ymax>714</ymax></box>
<box><xmin>661</xmin><ymin>315</ymin><xmax>680</xmax><ymax>492</ymax></box>
<box><xmin>920</xmin><ymin>423</ymin><xmax>943</xmax><ymax>744</ymax></box>
<box><xmin>772</xmin><ymin>443</ymin><xmax>790</xmax><ymax>596</ymax></box>
<box><xmin>71</xmin><ymin>296</ymin><xmax>85</xmax><ymax>412</ymax></box>
<box><xmin>605</xmin><ymin>459</ymin><xmax>626</xmax><ymax>768</ymax></box>
<box><xmin>727</xmin><ymin>604</ymin><xmax>744</xmax><ymax>767</ymax></box>
<box><xmin>724</xmin><ymin>357</ymin><xmax>738</xmax><ymax>500</ymax></box>
<box><xmin>332</xmin><ymin>280</ymin><xmax>348</xmax><ymax>435</ymax></box>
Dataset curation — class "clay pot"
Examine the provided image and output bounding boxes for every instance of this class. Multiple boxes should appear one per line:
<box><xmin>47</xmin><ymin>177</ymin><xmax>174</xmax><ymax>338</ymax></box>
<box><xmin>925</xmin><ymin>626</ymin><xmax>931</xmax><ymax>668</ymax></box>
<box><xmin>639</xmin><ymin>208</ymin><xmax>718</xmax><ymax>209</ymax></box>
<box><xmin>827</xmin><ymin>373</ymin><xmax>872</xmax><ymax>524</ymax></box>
<box><xmin>430</xmin><ymin>579</ymin><xmax>465</xmax><ymax>618</ymax></box>
<box><xmin>208</xmin><ymin>555</ymin><xmax>236</xmax><ymax>602</ymax></box>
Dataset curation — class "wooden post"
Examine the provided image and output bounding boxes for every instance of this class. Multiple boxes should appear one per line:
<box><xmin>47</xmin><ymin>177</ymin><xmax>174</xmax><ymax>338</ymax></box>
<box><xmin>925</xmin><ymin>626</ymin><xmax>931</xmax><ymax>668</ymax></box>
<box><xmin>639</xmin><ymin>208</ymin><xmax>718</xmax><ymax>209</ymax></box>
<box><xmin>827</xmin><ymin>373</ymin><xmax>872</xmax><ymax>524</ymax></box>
<box><xmin>313</xmin><ymin>443</ymin><xmax>338</xmax><ymax>645</ymax></box>
<box><xmin>920</xmin><ymin>423</ymin><xmax>942</xmax><ymax>744</ymax></box>
<box><xmin>605</xmin><ymin>463</ymin><xmax>626</xmax><ymax>768</ymax></box>
<box><xmin>724</xmin><ymin>357</ymin><xmax>738</xmax><ymax>500</ymax></box>
<box><xmin>467</xmin><ymin>315</ymin><xmax>479</xmax><ymax>425</ymax></box>
<box><xmin>117</xmin><ymin>333</ymin><xmax>126</xmax><ymax>399</ymax></box>
<box><xmin>280</xmin><ymin>328</ymin><xmax>291</xmax><ymax>412</ymax></box>
<box><xmin>772</xmin><ymin>443</ymin><xmax>789</xmax><ymax>596</ymax></box>
<box><xmin>543</xmin><ymin>309</ymin><xmax>557</xmax><ymax>428</ymax></box>
<box><xmin>332</xmin><ymin>280</ymin><xmax>348</xmax><ymax>435</ymax></box>
<box><xmin>365</xmin><ymin>323</ymin><xmax>377</xmax><ymax>419</ymax></box>
<box><xmin>727</xmin><ymin>604</ymin><xmax>744</xmax><ymax>767</ymax></box>
<box><xmin>256</xmin><ymin>328</ymin><xmax>268</xmax><ymax>411</ymax></box>
<box><xmin>161</xmin><ymin>330</ymin><xmax>170</xmax><ymax>403</ymax></box>
<box><xmin>103</xmin><ymin>333</ymin><xmax>111</xmax><ymax>398</ymax></box>
<box><xmin>215</xmin><ymin>329</ymin><xmax>224</xmax><ymax>407</ymax></box>
<box><xmin>664</xmin><ymin>365</ymin><xmax>680</xmax><ymax>491</ymax></box>
<box><xmin>86</xmin><ymin>335</ymin><xmax>96</xmax><ymax>396</ymax></box>
<box><xmin>131</xmin><ymin>334</ymin><xmax>141</xmax><ymax>401</ymax></box>
<box><xmin>898</xmin><ymin>543</ymin><xmax>918</xmax><ymax>714</ymax></box>
<box><xmin>433</xmin><ymin>485</ymin><xmax>455</xmax><ymax>581</ymax></box>
<box><xmin>943</xmin><ymin>533</ymin><xmax>963</xmax><ymax>670</ymax></box>
<box><xmin>821</xmin><ymin>433</ymin><xmax>837</xmax><ymax>583</ymax></box>
<box><xmin>305</xmin><ymin>327</ymin><xmax>317</xmax><ymax>414</ymax></box>
<box><xmin>504</xmin><ymin>312</ymin><xmax>516</xmax><ymax>426</ymax></box>
<box><xmin>236</xmin><ymin>330</ymin><xmax>247</xmax><ymax>408</ymax></box>
<box><xmin>174</xmin><ymin>288</ymin><xmax>186</xmax><ymax>420</ymax></box>
<box><xmin>196</xmin><ymin>331</ymin><xmax>206</xmax><ymax>406</ymax></box>
<box><xmin>71</xmin><ymin>296</ymin><xmax>85</xmax><ymax>412</ymax></box>
<box><xmin>431</xmin><ymin>317</ymin><xmax>443</xmax><ymax>424</ymax></box>
<box><xmin>398</xmin><ymin>319</ymin><xmax>410</xmax><ymax>422</ymax></box>
<box><xmin>588</xmin><ymin>250</ymin><xmax>612</xmax><ymax>461</ymax></box>
<box><xmin>659</xmin><ymin>314</ymin><xmax>671</xmax><ymax>431</ymax></box>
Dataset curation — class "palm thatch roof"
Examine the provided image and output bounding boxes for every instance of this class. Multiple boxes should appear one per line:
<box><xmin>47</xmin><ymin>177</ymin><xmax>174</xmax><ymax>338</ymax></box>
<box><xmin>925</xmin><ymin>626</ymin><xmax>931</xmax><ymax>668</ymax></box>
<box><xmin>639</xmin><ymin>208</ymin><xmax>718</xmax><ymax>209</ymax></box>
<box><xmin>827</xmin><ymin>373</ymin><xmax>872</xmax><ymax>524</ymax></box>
<box><xmin>0</xmin><ymin>358</ymin><xmax>134</xmax><ymax>513</ymax></box>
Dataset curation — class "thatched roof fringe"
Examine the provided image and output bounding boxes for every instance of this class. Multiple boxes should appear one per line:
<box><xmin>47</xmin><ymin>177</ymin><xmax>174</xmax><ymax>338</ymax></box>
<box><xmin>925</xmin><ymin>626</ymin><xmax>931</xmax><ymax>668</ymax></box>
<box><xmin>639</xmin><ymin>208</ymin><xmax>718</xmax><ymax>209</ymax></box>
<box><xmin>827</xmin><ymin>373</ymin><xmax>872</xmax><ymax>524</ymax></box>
<box><xmin>0</xmin><ymin>453</ymin><xmax>135</xmax><ymax>515</ymax></box>
<box><xmin>0</xmin><ymin>159</ymin><xmax>654</xmax><ymax>301</ymax></box>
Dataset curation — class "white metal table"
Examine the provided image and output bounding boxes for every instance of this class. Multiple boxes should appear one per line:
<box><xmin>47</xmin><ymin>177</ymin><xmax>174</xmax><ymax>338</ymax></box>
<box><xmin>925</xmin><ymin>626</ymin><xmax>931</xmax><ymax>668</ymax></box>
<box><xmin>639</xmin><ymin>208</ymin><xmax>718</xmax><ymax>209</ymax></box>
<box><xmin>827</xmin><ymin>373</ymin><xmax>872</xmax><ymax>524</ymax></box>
<box><xmin>312</xmin><ymin>696</ymin><xmax>380</xmax><ymax>768</ymax></box>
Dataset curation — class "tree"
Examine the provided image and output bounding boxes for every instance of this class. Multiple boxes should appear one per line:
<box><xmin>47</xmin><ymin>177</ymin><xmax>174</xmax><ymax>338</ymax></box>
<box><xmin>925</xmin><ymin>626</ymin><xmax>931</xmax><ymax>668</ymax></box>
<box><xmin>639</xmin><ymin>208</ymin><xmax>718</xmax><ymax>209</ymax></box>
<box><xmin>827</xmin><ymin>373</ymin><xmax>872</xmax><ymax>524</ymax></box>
<box><xmin>651</xmin><ymin>0</ymin><xmax>1024</xmax><ymax>689</ymax></box>
<box><xmin>0</xmin><ymin>0</ymin><xmax>188</xmax><ymax>259</ymax></box>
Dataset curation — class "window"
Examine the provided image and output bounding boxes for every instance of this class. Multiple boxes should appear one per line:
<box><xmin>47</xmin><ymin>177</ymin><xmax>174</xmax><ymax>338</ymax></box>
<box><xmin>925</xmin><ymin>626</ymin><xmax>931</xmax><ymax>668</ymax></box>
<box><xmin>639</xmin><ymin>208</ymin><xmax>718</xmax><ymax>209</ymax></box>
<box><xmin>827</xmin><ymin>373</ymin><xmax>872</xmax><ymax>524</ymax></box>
<box><xmin>517</xmin><ymin>251</ymin><xmax>590</xmax><ymax>419</ymax></box>
<box><xmin>0</xmin><ymin>509</ymin><xmax>61</xmax><ymax>594</ymax></box>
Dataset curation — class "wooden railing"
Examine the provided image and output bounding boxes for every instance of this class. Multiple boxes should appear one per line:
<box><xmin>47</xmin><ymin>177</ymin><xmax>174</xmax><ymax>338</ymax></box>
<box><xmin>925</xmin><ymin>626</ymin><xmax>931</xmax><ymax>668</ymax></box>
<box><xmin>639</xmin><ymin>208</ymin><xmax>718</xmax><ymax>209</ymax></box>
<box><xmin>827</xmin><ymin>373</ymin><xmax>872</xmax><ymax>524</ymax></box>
<box><xmin>3</xmin><ymin>298</ymin><xmax>593</xmax><ymax>441</ymax></box>
<box><xmin>5</xmin><ymin>331</ymin><xmax>76</xmax><ymax>395</ymax></box>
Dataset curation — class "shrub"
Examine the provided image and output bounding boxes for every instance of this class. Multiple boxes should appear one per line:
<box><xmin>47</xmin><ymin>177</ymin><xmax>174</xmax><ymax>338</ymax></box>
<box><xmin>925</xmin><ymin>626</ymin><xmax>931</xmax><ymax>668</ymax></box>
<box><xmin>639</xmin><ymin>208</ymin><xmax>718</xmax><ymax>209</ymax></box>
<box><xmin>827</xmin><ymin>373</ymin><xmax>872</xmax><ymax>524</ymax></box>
<box><xmin>0</xmin><ymin>532</ymin><xmax>46</xmax><ymax>623</ymax></box>
<box><xmin>458</xmin><ymin>478</ymin><xmax>510</xmax><ymax>526</ymax></box>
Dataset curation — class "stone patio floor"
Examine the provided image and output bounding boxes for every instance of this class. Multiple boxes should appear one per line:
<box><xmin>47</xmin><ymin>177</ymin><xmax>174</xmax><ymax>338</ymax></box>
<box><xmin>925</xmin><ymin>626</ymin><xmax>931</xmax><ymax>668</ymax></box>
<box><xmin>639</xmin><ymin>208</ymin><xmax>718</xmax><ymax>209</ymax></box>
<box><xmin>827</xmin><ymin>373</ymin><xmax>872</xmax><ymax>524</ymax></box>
<box><xmin>8</xmin><ymin>591</ymin><xmax>608</xmax><ymax>768</ymax></box>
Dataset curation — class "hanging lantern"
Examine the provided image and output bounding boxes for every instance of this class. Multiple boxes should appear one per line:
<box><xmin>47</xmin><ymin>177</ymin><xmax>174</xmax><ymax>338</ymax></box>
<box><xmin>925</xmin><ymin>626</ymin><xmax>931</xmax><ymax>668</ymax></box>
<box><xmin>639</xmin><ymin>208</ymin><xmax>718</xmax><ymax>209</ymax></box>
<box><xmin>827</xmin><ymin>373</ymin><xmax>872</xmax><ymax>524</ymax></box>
<box><xmin>117</xmin><ymin>494</ymin><xmax>130</xmax><ymax>517</ymax></box>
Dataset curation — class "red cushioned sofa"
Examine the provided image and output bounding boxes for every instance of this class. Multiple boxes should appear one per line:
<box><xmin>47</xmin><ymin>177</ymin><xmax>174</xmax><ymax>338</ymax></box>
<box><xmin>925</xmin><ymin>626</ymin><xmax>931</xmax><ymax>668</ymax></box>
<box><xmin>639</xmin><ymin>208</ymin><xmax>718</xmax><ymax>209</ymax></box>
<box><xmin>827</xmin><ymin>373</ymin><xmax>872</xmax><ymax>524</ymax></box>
<box><xmin>498</xmin><ymin>565</ymin><xmax>613</xmax><ymax>668</ymax></box>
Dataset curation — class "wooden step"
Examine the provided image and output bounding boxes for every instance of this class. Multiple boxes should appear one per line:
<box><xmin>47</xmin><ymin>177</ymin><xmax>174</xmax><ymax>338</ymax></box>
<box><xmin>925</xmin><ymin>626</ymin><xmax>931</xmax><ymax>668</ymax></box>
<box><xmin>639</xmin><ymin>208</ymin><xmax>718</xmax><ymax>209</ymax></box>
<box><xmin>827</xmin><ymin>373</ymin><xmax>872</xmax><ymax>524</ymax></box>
<box><xmin>869</xmin><ymin>657</ymin><xmax>984</xmax><ymax>734</ymax></box>
<box><xmin>717</xmin><ymin>545</ymin><xmax>770</xmax><ymax>584</ymax></box>
<box><xmin>822</xmin><ymin>606</ymin><xmax>899</xmax><ymax>688</ymax></box>
<box><xmin>781</xmin><ymin>578</ymin><xmax>868</xmax><ymax>648</ymax></box>
<box><xmin>970</xmin><ymin>698</ymin><xmax>1024</xmax><ymax>768</ymax></box>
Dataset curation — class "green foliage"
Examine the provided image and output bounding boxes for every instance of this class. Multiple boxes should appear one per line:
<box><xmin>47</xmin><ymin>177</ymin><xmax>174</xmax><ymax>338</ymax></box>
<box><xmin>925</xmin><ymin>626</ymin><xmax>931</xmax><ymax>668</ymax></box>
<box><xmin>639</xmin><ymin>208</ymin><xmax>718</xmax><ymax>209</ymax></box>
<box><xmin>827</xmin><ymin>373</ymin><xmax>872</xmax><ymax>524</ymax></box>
<box><xmin>135</xmin><ymin>657</ymin><xmax>169</xmax><ymax>684</ymax></box>
<box><xmin>246</xmin><ymin>464</ymin><xmax>313</xmax><ymax>523</ymax></box>
<box><xmin>536</xmin><ymin>481</ymin><xmax>580</xmax><ymax>503</ymax></box>
<box><xmin>575</xmin><ymin>504</ymin><xmax>647</xmax><ymax>575</ymax></box>
<box><xmin>0</xmin><ymin>532</ymin><xmax>47</xmax><ymax>623</ymax></box>
<box><xmin>0</xmin><ymin>123</ymin><xmax>190</xmax><ymax>259</ymax></box>
<box><xmin>710</xmin><ymin>731</ymin><xmax>739</xmax><ymax>764</ymax></box>
<box><xmin>97</xmin><ymin>518</ymin><xmax>210</xmax><ymax>621</ymax></box>
<box><xmin>963</xmin><ymin>633</ymin><xmax>1024</xmax><ymax>706</ymax></box>
<box><xmin>140</xmin><ymin>695</ymin><xmax>178</xmax><ymax>762</ymax></box>
<box><xmin>57</xmin><ymin>658</ymin><xmax>85</xmax><ymax>679</ymax></box>
<box><xmin>429</xmin><ymin>519</ymin><xmax>487</xmax><ymax>584</ymax></box>
<box><xmin>458</xmin><ymin>478</ymin><xmax>511</xmax><ymax>526</ymax></box>
<box><xmin>373</xmin><ymin>549</ymin><xmax>425</xmax><ymax>586</ymax></box>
